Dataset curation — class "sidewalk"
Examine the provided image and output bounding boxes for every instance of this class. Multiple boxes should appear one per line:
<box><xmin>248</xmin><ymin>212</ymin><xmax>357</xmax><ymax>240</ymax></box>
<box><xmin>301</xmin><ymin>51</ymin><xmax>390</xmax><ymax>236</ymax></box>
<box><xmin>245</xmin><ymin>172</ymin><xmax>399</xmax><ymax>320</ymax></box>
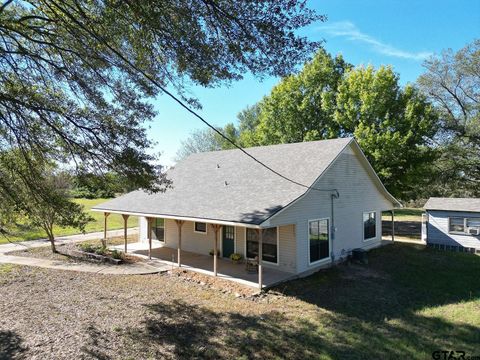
<box><xmin>0</xmin><ymin>228</ymin><xmax>170</xmax><ymax>275</ymax></box>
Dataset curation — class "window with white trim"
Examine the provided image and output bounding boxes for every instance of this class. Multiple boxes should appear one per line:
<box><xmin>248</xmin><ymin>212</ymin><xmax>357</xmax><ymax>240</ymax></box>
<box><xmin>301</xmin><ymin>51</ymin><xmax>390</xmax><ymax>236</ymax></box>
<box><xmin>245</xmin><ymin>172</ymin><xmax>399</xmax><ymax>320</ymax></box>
<box><xmin>309</xmin><ymin>219</ymin><xmax>329</xmax><ymax>263</ymax></box>
<box><xmin>246</xmin><ymin>227</ymin><xmax>278</xmax><ymax>263</ymax></box>
<box><xmin>449</xmin><ymin>217</ymin><xmax>480</xmax><ymax>235</ymax></box>
<box><xmin>449</xmin><ymin>217</ymin><xmax>465</xmax><ymax>233</ymax></box>
<box><xmin>194</xmin><ymin>222</ymin><xmax>207</xmax><ymax>234</ymax></box>
<box><xmin>151</xmin><ymin>218</ymin><xmax>165</xmax><ymax>242</ymax></box>
<box><xmin>363</xmin><ymin>211</ymin><xmax>376</xmax><ymax>240</ymax></box>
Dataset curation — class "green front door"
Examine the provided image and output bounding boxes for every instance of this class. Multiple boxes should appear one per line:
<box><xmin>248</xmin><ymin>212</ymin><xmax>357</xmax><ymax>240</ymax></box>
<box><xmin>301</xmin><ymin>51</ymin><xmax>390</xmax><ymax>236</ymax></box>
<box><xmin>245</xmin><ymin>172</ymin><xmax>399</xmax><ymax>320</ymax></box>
<box><xmin>222</xmin><ymin>225</ymin><xmax>235</xmax><ymax>258</ymax></box>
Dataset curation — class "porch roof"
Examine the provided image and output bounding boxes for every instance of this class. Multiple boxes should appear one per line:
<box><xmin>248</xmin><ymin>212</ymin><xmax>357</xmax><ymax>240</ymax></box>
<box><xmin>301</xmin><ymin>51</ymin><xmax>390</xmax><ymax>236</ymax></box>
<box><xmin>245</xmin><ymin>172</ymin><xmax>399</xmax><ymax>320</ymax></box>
<box><xmin>93</xmin><ymin>138</ymin><xmax>353</xmax><ymax>225</ymax></box>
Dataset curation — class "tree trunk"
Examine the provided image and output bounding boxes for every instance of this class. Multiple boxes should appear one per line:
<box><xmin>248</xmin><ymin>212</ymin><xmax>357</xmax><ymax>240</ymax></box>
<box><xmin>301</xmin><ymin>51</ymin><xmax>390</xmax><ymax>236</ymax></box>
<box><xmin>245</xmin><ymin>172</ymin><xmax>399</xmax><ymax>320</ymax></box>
<box><xmin>44</xmin><ymin>223</ymin><xmax>56</xmax><ymax>253</ymax></box>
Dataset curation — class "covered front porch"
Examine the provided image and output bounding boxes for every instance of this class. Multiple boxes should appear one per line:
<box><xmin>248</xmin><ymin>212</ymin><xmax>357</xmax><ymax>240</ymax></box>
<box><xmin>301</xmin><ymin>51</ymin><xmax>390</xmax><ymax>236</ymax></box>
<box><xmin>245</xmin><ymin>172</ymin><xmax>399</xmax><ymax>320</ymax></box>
<box><xmin>101</xmin><ymin>212</ymin><xmax>296</xmax><ymax>289</ymax></box>
<box><xmin>111</xmin><ymin>241</ymin><xmax>294</xmax><ymax>289</ymax></box>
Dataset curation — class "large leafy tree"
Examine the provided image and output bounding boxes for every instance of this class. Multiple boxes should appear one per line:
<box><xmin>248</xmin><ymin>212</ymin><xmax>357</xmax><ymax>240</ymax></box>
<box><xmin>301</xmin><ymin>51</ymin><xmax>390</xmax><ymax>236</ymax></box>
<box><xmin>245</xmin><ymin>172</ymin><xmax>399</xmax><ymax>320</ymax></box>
<box><xmin>417</xmin><ymin>40</ymin><xmax>480</xmax><ymax>196</ymax></box>
<box><xmin>334</xmin><ymin>65</ymin><xmax>438</xmax><ymax>198</ymax></box>
<box><xmin>229</xmin><ymin>51</ymin><xmax>438</xmax><ymax>199</ymax></box>
<box><xmin>240</xmin><ymin>49</ymin><xmax>351</xmax><ymax>146</ymax></box>
<box><xmin>0</xmin><ymin>0</ymin><xmax>322</xmax><ymax>241</ymax></box>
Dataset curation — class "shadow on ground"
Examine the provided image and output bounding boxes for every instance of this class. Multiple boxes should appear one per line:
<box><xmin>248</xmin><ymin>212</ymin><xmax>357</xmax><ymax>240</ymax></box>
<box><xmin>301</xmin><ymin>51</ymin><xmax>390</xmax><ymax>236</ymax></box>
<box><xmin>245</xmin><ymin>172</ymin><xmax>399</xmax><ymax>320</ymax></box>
<box><xmin>80</xmin><ymin>244</ymin><xmax>480</xmax><ymax>359</ymax></box>
<box><xmin>0</xmin><ymin>330</ymin><xmax>26</xmax><ymax>360</ymax></box>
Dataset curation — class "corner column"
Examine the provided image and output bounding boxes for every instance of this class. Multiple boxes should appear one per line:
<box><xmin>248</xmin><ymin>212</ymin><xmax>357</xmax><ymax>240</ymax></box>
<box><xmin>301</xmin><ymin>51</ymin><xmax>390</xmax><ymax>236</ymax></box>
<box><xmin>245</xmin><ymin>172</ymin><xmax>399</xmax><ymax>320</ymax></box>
<box><xmin>147</xmin><ymin>217</ymin><xmax>153</xmax><ymax>259</ymax></box>
<box><xmin>391</xmin><ymin>210</ymin><xmax>395</xmax><ymax>242</ymax></box>
<box><xmin>212</xmin><ymin>224</ymin><xmax>221</xmax><ymax>276</ymax></box>
<box><xmin>258</xmin><ymin>228</ymin><xmax>263</xmax><ymax>290</ymax></box>
<box><xmin>122</xmin><ymin>214</ymin><xmax>129</xmax><ymax>253</ymax></box>
<box><xmin>103</xmin><ymin>212</ymin><xmax>110</xmax><ymax>244</ymax></box>
<box><xmin>175</xmin><ymin>220</ymin><xmax>185</xmax><ymax>267</ymax></box>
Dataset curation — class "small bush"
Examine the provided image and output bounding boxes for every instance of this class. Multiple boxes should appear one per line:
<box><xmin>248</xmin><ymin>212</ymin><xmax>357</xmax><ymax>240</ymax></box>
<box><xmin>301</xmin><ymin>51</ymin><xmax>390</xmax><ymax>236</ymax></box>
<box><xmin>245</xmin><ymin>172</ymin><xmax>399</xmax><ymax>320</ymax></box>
<box><xmin>111</xmin><ymin>249</ymin><xmax>123</xmax><ymax>260</ymax></box>
<box><xmin>95</xmin><ymin>247</ymin><xmax>107</xmax><ymax>256</ymax></box>
<box><xmin>79</xmin><ymin>243</ymin><xmax>96</xmax><ymax>253</ymax></box>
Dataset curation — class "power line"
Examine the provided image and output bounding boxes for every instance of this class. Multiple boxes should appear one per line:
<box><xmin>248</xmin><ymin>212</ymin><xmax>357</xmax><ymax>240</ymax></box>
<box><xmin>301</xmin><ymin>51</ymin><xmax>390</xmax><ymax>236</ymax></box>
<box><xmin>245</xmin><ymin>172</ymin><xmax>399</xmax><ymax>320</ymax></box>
<box><xmin>50</xmin><ymin>1</ymin><xmax>339</xmax><ymax>195</ymax></box>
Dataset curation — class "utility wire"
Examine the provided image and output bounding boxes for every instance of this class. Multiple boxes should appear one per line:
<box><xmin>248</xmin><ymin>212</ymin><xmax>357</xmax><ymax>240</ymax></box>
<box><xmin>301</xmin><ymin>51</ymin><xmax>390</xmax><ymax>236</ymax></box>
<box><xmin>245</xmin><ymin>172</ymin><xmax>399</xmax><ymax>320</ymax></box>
<box><xmin>50</xmin><ymin>1</ymin><xmax>339</xmax><ymax>195</ymax></box>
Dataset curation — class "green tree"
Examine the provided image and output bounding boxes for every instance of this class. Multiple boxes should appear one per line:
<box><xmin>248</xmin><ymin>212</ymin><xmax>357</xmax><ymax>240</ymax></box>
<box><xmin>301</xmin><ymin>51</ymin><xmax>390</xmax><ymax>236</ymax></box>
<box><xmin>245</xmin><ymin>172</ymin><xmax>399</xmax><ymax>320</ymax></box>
<box><xmin>0</xmin><ymin>151</ymin><xmax>91</xmax><ymax>252</ymax></box>
<box><xmin>334</xmin><ymin>65</ymin><xmax>438</xmax><ymax>198</ymax></box>
<box><xmin>417</xmin><ymin>40</ymin><xmax>480</xmax><ymax>196</ymax></box>
<box><xmin>176</xmin><ymin>123</ymin><xmax>239</xmax><ymax>161</ymax></box>
<box><xmin>0</xmin><ymin>0</ymin><xmax>322</xmax><ymax>223</ymax></box>
<box><xmin>241</xmin><ymin>49</ymin><xmax>351</xmax><ymax>146</ymax></box>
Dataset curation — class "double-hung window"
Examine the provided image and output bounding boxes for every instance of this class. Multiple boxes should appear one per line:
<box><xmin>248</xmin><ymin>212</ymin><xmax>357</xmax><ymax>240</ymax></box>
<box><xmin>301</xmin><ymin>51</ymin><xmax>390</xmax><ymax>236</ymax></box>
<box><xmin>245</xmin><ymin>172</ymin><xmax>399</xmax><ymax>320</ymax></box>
<box><xmin>309</xmin><ymin>219</ymin><xmax>330</xmax><ymax>263</ymax></box>
<box><xmin>151</xmin><ymin>218</ymin><xmax>165</xmax><ymax>242</ymax></box>
<box><xmin>363</xmin><ymin>211</ymin><xmax>377</xmax><ymax>241</ymax></box>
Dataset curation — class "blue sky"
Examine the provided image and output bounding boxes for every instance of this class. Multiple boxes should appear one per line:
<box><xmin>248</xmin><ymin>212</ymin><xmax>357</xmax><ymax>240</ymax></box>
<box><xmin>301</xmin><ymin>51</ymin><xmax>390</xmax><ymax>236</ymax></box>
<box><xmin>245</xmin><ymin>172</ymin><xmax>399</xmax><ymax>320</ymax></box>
<box><xmin>150</xmin><ymin>0</ymin><xmax>480</xmax><ymax>166</ymax></box>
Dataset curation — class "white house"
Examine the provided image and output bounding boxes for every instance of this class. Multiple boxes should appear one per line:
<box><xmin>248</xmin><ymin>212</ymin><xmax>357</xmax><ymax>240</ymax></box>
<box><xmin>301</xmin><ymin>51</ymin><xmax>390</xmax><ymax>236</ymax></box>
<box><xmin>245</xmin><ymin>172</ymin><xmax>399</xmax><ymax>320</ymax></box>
<box><xmin>93</xmin><ymin>137</ymin><xmax>400</xmax><ymax>288</ymax></box>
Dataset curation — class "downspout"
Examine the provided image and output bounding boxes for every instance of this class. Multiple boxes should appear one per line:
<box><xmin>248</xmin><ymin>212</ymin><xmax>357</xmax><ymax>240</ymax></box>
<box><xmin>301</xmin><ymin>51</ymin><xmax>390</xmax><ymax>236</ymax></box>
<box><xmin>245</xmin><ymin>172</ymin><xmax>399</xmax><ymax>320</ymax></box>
<box><xmin>330</xmin><ymin>189</ymin><xmax>340</xmax><ymax>262</ymax></box>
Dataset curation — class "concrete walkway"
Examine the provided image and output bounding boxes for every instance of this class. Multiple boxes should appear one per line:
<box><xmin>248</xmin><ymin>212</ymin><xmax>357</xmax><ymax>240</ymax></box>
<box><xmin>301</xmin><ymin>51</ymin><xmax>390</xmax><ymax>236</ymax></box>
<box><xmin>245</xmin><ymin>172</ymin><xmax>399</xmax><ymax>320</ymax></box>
<box><xmin>0</xmin><ymin>228</ymin><xmax>171</xmax><ymax>275</ymax></box>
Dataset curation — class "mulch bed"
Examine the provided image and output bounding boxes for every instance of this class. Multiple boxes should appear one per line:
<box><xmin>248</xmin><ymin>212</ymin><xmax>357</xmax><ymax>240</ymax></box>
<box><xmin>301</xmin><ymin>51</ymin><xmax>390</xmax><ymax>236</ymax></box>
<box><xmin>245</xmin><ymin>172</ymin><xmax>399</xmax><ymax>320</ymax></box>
<box><xmin>8</xmin><ymin>242</ymin><xmax>144</xmax><ymax>264</ymax></box>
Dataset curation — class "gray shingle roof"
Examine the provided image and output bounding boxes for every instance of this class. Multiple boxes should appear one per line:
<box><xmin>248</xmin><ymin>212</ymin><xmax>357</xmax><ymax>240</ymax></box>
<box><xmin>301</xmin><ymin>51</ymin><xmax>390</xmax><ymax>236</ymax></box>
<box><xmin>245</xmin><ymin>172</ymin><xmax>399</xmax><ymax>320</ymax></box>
<box><xmin>424</xmin><ymin>197</ymin><xmax>480</xmax><ymax>213</ymax></box>
<box><xmin>93</xmin><ymin>137</ymin><xmax>380</xmax><ymax>224</ymax></box>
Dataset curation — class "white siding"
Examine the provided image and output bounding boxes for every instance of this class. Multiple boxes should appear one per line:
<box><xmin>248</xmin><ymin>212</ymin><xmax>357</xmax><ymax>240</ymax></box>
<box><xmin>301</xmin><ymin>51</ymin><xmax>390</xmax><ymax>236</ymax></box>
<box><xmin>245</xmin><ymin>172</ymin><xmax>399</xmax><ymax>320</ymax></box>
<box><xmin>278</xmin><ymin>224</ymin><xmax>296</xmax><ymax>273</ymax></box>
<box><xmin>235</xmin><ymin>226</ymin><xmax>245</xmax><ymax>257</ymax></box>
<box><xmin>264</xmin><ymin>143</ymin><xmax>393</xmax><ymax>274</ymax></box>
<box><xmin>427</xmin><ymin>210</ymin><xmax>480</xmax><ymax>249</ymax></box>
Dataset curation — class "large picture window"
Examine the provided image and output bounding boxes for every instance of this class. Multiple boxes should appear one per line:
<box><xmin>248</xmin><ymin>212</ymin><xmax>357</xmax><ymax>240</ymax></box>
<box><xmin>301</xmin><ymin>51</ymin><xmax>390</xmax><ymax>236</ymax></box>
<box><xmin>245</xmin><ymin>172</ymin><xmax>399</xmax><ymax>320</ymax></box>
<box><xmin>194</xmin><ymin>222</ymin><xmax>207</xmax><ymax>234</ymax></box>
<box><xmin>246</xmin><ymin>227</ymin><xmax>278</xmax><ymax>264</ymax></box>
<box><xmin>151</xmin><ymin>218</ymin><xmax>164</xmax><ymax>242</ymax></box>
<box><xmin>309</xmin><ymin>219</ymin><xmax>329</xmax><ymax>263</ymax></box>
<box><xmin>363</xmin><ymin>211</ymin><xmax>377</xmax><ymax>240</ymax></box>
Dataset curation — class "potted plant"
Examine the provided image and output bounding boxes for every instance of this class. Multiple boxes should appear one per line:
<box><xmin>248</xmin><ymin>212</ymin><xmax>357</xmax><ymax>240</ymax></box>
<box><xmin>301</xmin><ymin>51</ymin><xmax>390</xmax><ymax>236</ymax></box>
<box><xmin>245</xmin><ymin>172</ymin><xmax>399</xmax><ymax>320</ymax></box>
<box><xmin>230</xmin><ymin>253</ymin><xmax>243</xmax><ymax>264</ymax></box>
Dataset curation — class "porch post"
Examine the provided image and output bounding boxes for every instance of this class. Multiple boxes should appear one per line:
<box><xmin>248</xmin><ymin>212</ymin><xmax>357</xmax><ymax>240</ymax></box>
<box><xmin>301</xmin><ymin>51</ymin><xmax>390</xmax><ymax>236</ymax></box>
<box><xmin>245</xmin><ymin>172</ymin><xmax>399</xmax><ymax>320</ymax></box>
<box><xmin>103</xmin><ymin>212</ymin><xmax>110</xmax><ymax>244</ymax></box>
<box><xmin>212</xmin><ymin>224</ymin><xmax>221</xmax><ymax>276</ymax></box>
<box><xmin>147</xmin><ymin>217</ymin><xmax>153</xmax><ymax>259</ymax></box>
<box><xmin>391</xmin><ymin>210</ymin><xmax>395</xmax><ymax>242</ymax></box>
<box><xmin>175</xmin><ymin>220</ymin><xmax>184</xmax><ymax>267</ymax></box>
<box><xmin>122</xmin><ymin>214</ymin><xmax>129</xmax><ymax>253</ymax></box>
<box><xmin>258</xmin><ymin>228</ymin><xmax>263</xmax><ymax>290</ymax></box>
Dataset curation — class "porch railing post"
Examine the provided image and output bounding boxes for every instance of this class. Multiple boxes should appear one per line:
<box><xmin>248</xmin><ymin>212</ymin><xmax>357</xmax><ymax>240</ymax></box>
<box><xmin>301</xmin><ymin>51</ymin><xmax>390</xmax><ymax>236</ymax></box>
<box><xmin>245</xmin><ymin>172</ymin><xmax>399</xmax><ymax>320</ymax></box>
<box><xmin>103</xmin><ymin>212</ymin><xmax>110</xmax><ymax>245</ymax></box>
<box><xmin>147</xmin><ymin>217</ymin><xmax>153</xmax><ymax>259</ymax></box>
<box><xmin>212</xmin><ymin>224</ymin><xmax>220</xmax><ymax>276</ymax></box>
<box><xmin>258</xmin><ymin>228</ymin><xmax>263</xmax><ymax>290</ymax></box>
<box><xmin>391</xmin><ymin>210</ymin><xmax>395</xmax><ymax>243</ymax></box>
<box><xmin>176</xmin><ymin>220</ymin><xmax>184</xmax><ymax>267</ymax></box>
<box><xmin>122</xmin><ymin>214</ymin><xmax>129</xmax><ymax>253</ymax></box>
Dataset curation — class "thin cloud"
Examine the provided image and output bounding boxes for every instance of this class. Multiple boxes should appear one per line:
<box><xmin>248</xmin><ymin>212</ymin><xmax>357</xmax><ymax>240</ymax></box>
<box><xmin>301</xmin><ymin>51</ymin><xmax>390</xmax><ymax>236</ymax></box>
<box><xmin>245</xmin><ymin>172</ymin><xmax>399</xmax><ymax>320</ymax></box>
<box><xmin>318</xmin><ymin>21</ymin><xmax>432</xmax><ymax>61</ymax></box>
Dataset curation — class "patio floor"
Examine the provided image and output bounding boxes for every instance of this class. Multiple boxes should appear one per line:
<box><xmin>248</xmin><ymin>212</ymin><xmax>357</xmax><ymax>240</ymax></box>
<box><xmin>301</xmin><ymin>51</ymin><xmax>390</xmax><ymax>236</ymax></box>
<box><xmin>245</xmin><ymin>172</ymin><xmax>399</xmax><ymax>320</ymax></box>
<box><xmin>113</xmin><ymin>241</ymin><xmax>295</xmax><ymax>289</ymax></box>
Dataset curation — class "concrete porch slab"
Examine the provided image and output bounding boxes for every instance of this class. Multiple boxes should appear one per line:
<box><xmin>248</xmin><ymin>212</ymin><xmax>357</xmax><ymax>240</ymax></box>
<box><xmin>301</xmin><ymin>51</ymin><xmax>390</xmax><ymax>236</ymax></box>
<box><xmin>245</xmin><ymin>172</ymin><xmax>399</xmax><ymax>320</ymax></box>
<box><xmin>114</xmin><ymin>242</ymin><xmax>295</xmax><ymax>289</ymax></box>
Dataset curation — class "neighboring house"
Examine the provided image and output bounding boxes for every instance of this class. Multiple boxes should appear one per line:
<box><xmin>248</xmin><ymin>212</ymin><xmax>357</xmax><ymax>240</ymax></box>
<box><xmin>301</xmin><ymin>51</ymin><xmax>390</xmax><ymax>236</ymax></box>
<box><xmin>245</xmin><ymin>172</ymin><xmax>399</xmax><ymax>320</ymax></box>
<box><xmin>93</xmin><ymin>137</ymin><xmax>400</xmax><ymax>288</ymax></box>
<box><xmin>423</xmin><ymin>197</ymin><xmax>480</xmax><ymax>253</ymax></box>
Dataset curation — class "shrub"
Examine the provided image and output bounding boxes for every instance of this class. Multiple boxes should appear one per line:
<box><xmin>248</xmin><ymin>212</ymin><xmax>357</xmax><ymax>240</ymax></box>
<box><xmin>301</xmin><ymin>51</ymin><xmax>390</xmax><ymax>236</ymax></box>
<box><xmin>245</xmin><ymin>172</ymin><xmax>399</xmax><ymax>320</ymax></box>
<box><xmin>230</xmin><ymin>253</ymin><xmax>243</xmax><ymax>261</ymax></box>
<box><xmin>79</xmin><ymin>243</ymin><xmax>96</xmax><ymax>253</ymax></box>
<box><xmin>95</xmin><ymin>247</ymin><xmax>106</xmax><ymax>256</ymax></box>
<box><xmin>111</xmin><ymin>249</ymin><xmax>123</xmax><ymax>260</ymax></box>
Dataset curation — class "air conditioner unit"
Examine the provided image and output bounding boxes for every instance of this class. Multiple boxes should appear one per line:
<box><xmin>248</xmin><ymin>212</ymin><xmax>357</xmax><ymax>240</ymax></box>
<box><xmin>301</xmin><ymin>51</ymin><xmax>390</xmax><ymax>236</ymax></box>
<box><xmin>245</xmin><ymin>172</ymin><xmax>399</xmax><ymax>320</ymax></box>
<box><xmin>468</xmin><ymin>227</ymin><xmax>480</xmax><ymax>236</ymax></box>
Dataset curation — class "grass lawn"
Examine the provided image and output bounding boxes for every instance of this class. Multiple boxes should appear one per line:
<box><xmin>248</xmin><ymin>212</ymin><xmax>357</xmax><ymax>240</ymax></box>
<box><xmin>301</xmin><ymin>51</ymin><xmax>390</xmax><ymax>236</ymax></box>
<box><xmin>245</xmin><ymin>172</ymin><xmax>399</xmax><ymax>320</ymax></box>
<box><xmin>0</xmin><ymin>198</ymin><xmax>136</xmax><ymax>244</ymax></box>
<box><xmin>0</xmin><ymin>243</ymin><xmax>478</xmax><ymax>359</ymax></box>
<box><xmin>382</xmin><ymin>207</ymin><xmax>423</xmax><ymax>222</ymax></box>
